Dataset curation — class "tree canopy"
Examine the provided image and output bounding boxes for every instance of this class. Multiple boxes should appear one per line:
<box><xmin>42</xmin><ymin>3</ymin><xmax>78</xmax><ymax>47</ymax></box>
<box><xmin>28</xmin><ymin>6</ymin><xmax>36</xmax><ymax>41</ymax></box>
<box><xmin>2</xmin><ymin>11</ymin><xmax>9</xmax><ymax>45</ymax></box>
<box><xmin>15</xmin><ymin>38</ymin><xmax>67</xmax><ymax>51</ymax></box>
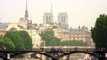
<box><xmin>19</xmin><ymin>31</ymin><xmax>32</xmax><ymax>50</ymax></box>
<box><xmin>4</xmin><ymin>31</ymin><xmax>25</xmax><ymax>50</ymax></box>
<box><xmin>39</xmin><ymin>28</ymin><xmax>61</xmax><ymax>46</ymax></box>
<box><xmin>61</xmin><ymin>40</ymin><xmax>87</xmax><ymax>46</ymax></box>
<box><xmin>0</xmin><ymin>38</ymin><xmax>15</xmax><ymax>50</ymax></box>
<box><xmin>91</xmin><ymin>14</ymin><xmax>107</xmax><ymax>49</ymax></box>
<box><xmin>0</xmin><ymin>31</ymin><xmax>33</xmax><ymax>51</ymax></box>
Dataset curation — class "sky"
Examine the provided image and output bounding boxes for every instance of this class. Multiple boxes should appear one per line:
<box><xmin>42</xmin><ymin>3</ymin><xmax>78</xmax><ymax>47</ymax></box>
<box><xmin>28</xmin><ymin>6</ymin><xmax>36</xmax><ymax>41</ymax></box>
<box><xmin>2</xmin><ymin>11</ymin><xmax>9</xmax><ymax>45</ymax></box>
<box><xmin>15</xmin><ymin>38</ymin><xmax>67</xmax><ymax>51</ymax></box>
<box><xmin>0</xmin><ymin>0</ymin><xmax>107</xmax><ymax>28</ymax></box>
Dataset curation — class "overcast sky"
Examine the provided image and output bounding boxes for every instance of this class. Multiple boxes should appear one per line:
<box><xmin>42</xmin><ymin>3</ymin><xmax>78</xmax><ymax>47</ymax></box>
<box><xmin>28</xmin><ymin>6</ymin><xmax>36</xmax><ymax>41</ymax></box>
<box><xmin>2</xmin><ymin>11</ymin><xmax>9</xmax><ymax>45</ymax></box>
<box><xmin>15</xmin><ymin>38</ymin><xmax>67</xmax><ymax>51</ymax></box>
<box><xmin>0</xmin><ymin>0</ymin><xmax>107</xmax><ymax>28</ymax></box>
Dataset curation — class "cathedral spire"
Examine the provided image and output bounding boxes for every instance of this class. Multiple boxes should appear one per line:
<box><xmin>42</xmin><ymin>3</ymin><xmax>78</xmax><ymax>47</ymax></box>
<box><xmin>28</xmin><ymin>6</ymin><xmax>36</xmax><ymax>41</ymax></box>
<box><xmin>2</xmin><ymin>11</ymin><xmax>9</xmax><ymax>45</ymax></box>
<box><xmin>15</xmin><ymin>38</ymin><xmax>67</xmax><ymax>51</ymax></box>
<box><xmin>25</xmin><ymin>0</ymin><xmax>29</xmax><ymax>20</ymax></box>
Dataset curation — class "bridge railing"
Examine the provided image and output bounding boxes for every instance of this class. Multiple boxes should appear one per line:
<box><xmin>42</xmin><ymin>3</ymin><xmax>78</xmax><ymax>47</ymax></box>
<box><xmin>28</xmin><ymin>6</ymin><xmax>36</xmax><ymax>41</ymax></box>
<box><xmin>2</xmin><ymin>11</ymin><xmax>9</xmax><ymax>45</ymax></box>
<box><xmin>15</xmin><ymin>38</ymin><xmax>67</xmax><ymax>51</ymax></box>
<box><xmin>34</xmin><ymin>46</ymin><xmax>95</xmax><ymax>52</ymax></box>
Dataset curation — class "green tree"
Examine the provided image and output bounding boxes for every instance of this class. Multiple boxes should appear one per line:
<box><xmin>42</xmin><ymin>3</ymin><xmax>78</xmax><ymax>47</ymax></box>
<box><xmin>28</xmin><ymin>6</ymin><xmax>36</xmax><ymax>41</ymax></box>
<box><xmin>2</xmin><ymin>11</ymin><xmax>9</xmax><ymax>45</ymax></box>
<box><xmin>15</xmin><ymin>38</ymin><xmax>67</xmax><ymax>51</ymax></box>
<box><xmin>4</xmin><ymin>31</ymin><xmax>25</xmax><ymax>50</ymax></box>
<box><xmin>19</xmin><ymin>31</ymin><xmax>33</xmax><ymax>50</ymax></box>
<box><xmin>39</xmin><ymin>28</ymin><xmax>61</xmax><ymax>46</ymax></box>
<box><xmin>0</xmin><ymin>38</ymin><xmax>15</xmax><ymax>50</ymax></box>
<box><xmin>61</xmin><ymin>40</ymin><xmax>87</xmax><ymax>46</ymax></box>
<box><xmin>49</xmin><ymin>37</ymin><xmax>61</xmax><ymax>46</ymax></box>
<box><xmin>91</xmin><ymin>14</ymin><xmax>107</xmax><ymax>49</ymax></box>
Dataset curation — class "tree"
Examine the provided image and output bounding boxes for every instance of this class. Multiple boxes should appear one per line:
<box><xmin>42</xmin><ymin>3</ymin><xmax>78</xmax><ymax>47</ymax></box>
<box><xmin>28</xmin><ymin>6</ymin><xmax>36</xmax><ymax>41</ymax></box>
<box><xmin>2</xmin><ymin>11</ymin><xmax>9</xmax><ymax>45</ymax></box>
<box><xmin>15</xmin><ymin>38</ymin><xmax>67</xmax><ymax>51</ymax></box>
<box><xmin>19</xmin><ymin>31</ymin><xmax>33</xmax><ymax>50</ymax></box>
<box><xmin>91</xmin><ymin>14</ymin><xmax>107</xmax><ymax>60</ymax></box>
<box><xmin>49</xmin><ymin>37</ymin><xmax>61</xmax><ymax>46</ymax></box>
<box><xmin>2</xmin><ymin>31</ymin><xmax>33</xmax><ymax>51</ymax></box>
<box><xmin>91</xmin><ymin>14</ymin><xmax>107</xmax><ymax>49</ymax></box>
<box><xmin>0</xmin><ymin>38</ymin><xmax>15</xmax><ymax>50</ymax></box>
<box><xmin>39</xmin><ymin>28</ymin><xmax>61</xmax><ymax>46</ymax></box>
<box><xmin>4</xmin><ymin>31</ymin><xmax>25</xmax><ymax>50</ymax></box>
<box><xmin>61</xmin><ymin>40</ymin><xmax>87</xmax><ymax>46</ymax></box>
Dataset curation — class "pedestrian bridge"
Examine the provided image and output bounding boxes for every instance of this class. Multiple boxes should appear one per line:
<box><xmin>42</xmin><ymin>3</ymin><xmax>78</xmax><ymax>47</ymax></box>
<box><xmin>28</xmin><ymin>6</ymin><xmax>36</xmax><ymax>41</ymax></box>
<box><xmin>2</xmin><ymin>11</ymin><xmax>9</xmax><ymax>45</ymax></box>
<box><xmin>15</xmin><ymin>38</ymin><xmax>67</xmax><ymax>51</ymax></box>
<box><xmin>0</xmin><ymin>46</ymin><xmax>107</xmax><ymax>60</ymax></box>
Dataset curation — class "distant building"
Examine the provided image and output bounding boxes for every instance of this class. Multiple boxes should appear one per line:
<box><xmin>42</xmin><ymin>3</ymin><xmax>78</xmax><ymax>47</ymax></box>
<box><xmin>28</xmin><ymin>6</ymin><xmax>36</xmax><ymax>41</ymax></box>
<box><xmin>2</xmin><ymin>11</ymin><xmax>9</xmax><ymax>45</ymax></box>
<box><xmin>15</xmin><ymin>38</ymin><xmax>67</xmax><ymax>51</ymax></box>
<box><xmin>57</xmin><ymin>12</ymin><xmax>68</xmax><ymax>29</ymax></box>
<box><xmin>26</xmin><ymin>30</ymin><xmax>42</xmax><ymax>48</ymax></box>
<box><xmin>6</xmin><ymin>23</ymin><xmax>24</xmax><ymax>31</ymax></box>
<box><xmin>19</xmin><ymin>17</ymin><xmax>28</xmax><ymax>29</ymax></box>
<box><xmin>54</xmin><ymin>26</ymin><xmax>93</xmax><ymax>46</ymax></box>
<box><xmin>0</xmin><ymin>30</ymin><xmax>6</xmax><ymax>37</ymax></box>
<box><xmin>69</xmin><ymin>26</ymin><xmax>92</xmax><ymax>43</ymax></box>
<box><xmin>19</xmin><ymin>0</ymin><xmax>32</xmax><ymax>30</ymax></box>
<box><xmin>0</xmin><ymin>23</ymin><xmax>8</xmax><ymax>30</ymax></box>
<box><xmin>0</xmin><ymin>23</ymin><xmax>6</xmax><ymax>37</ymax></box>
<box><xmin>43</xmin><ymin>2</ymin><xmax>53</xmax><ymax>25</ymax></box>
<box><xmin>43</xmin><ymin>12</ymin><xmax>53</xmax><ymax>24</ymax></box>
<box><xmin>0</xmin><ymin>23</ymin><xmax>8</xmax><ymax>37</ymax></box>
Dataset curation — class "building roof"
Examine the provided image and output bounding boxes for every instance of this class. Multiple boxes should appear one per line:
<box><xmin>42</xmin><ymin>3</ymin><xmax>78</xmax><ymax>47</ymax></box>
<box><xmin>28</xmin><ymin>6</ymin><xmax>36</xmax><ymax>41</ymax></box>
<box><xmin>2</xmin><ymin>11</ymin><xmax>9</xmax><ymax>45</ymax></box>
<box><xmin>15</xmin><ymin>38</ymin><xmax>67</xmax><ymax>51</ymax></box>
<box><xmin>0</xmin><ymin>23</ymin><xmax>8</xmax><ymax>30</ymax></box>
<box><xmin>69</xmin><ymin>26</ymin><xmax>90</xmax><ymax>34</ymax></box>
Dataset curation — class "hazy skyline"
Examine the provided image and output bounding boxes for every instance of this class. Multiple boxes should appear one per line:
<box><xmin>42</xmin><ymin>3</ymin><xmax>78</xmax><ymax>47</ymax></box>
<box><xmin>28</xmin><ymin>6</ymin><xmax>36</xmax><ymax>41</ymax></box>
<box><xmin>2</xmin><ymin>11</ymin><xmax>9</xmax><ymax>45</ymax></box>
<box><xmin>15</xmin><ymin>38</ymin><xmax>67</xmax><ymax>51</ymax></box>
<box><xmin>0</xmin><ymin>0</ymin><xmax>107</xmax><ymax>28</ymax></box>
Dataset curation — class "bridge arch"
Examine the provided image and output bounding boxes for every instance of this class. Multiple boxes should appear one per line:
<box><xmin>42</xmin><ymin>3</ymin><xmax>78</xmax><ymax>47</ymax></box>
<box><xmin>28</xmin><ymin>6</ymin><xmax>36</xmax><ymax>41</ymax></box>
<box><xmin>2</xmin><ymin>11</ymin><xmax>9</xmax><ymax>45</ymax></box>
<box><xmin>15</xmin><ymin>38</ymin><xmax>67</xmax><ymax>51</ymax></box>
<box><xmin>0</xmin><ymin>51</ymin><xmax>52</xmax><ymax>60</ymax></box>
<box><xmin>0</xmin><ymin>50</ymin><xmax>103</xmax><ymax>60</ymax></box>
<box><xmin>64</xmin><ymin>51</ymin><xmax>101</xmax><ymax>59</ymax></box>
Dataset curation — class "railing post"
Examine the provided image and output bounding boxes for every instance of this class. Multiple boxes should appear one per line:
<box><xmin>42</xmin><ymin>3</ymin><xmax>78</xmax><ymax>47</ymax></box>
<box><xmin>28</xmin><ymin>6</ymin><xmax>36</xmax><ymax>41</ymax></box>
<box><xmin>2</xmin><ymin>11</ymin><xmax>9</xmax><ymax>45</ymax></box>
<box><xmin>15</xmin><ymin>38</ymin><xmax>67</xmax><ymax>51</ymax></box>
<box><xmin>97</xmin><ymin>53</ymin><xmax>105</xmax><ymax>60</ymax></box>
<box><xmin>3</xmin><ymin>53</ymin><xmax>10</xmax><ymax>60</ymax></box>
